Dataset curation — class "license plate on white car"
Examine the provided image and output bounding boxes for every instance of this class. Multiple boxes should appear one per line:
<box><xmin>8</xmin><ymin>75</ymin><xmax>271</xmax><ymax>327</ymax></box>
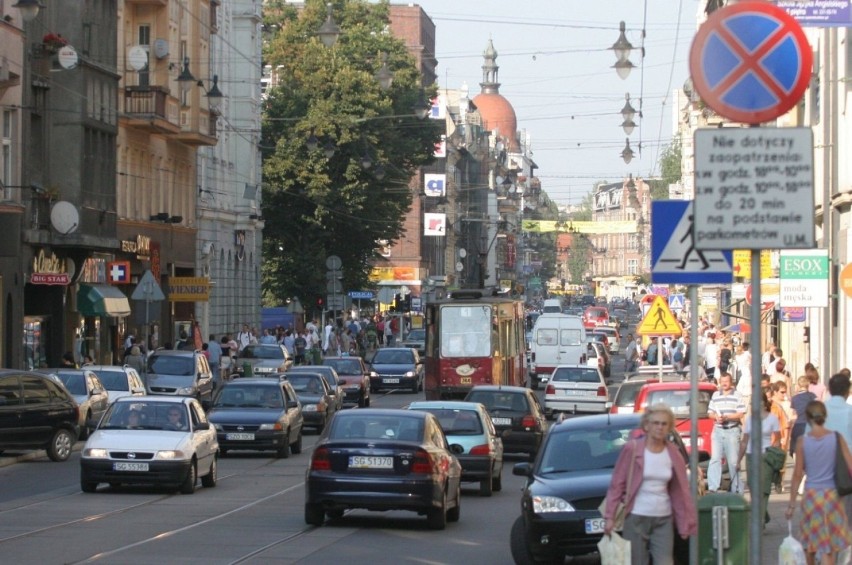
<box><xmin>349</xmin><ymin>456</ymin><xmax>393</xmax><ymax>469</ymax></box>
<box><xmin>226</xmin><ymin>433</ymin><xmax>255</xmax><ymax>441</ymax></box>
<box><xmin>585</xmin><ymin>518</ymin><xmax>605</xmax><ymax>534</ymax></box>
<box><xmin>492</xmin><ymin>417</ymin><xmax>511</xmax><ymax>426</ymax></box>
<box><xmin>113</xmin><ymin>462</ymin><xmax>149</xmax><ymax>472</ymax></box>
<box><xmin>383</xmin><ymin>378</ymin><xmax>399</xmax><ymax>384</ymax></box>
<box><xmin>563</xmin><ymin>390</ymin><xmax>597</xmax><ymax>397</ymax></box>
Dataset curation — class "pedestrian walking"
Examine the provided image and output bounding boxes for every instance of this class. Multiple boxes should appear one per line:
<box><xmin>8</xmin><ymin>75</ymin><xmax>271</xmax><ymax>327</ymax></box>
<box><xmin>736</xmin><ymin>391</ymin><xmax>781</xmax><ymax>525</ymax></box>
<box><xmin>707</xmin><ymin>373</ymin><xmax>746</xmax><ymax>493</ymax></box>
<box><xmin>237</xmin><ymin>324</ymin><xmax>252</xmax><ymax>353</ymax></box>
<box><xmin>293</xmin><ymin>331</ymin><xmax>307</xmax><ymax>365</ymax></box>
<box><xmin>602</xmin><ymin>404</ymin><xmax>698</xmax><ymax>565</ymax></box>
<box><xmin>770</xmin><ymin>381</ymin><xmax>792</xmax><ymax>492</ymax></box>
<box><xmin>786</xmin><ymin>400</ymin><xmax>852</xmax><ymax>564</ymax></box>
<box><xmin>207</xmin><ymin>335</ymin><xmax>222</xmax><ymax>384</ymax></box>
<box><xmin>790</xmin><ymin>376</ymin><xmax>816</xmax><ymax>458</ymax></box>
<box><xmin>823</xmin><ymin>372</ymin><xmax>852</xmax><ymax>520</ymax></box>
<box><xmin>624</xmin><ymin>333</ymin><xmax>638</xmax><ymax>373</ymax></box>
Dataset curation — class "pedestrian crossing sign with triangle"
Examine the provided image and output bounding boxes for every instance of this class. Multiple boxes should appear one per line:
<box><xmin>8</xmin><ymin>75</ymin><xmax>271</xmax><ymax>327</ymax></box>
<box><xmin>637</xmin><ymin>296</ymin><xmax>683</xmax><ymax>336</ymax></box>
<box><xmin>651</xmin><ymin>201</ymin><xmax>732</xmax><ymax>284</ymax></box>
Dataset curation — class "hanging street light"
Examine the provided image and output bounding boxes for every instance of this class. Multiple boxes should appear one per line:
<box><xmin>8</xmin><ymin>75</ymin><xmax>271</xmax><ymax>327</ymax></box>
<box><xmin>12</xmin><ymin>0</ymin><xmax>43</xmax><ymax>22</ymax></box>
<box><xmin>621</xmin><ymin>138</ymin><xmax>634</xmax><ymax>164</ymax></box>
<box><xmin>611</xmin><ymin>21</ymin><xmax>635</xmax><ymax>80</ymax></box>
<box><xmin>374</xmin><ymin>52</ymin><xmax>393</xmax><ymax>91</ymax></box>
<box><xmin>317</xmin><ymin>2</ymin><xmax>340</xmax><ymax>48</ymax></box>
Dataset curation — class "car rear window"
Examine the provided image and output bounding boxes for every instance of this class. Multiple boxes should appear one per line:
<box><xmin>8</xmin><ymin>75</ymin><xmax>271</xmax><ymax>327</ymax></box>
<box><xmin>415</xmin><ymin>408</ymin><xmax>483</xmax><ymax>435</ymax></box>
<box><xmin>331</xmin><ymin>414</ymin><xmax>424</xmax><ymax>441</ymax></box>
<box><xmin>55</xmin><ymin>373</ymin><xmax>86</xmax><ymax>395</ymax></box>
<box><xmin>644</xmin><ymin>389</ymin><xmax>712</xmax><ymax>417</ymax></box>
<box><xmin>613</xmin><ymin>382</ymin><xmax>647</xmax><ymax>409</ymax></box>
<box><xmin>551</xmin><ymin>367</ymin><xmax>601</xmax><ymax>383</ymax></box>
<box><xmin>91</xmin><ymin>370</ymin><xmax>129</xmax><ymax>391</ymax></box>
<box><xmin>466</xmin><ymin>390</ymin><xmax>529</xmax><ymax>413</ymax></box>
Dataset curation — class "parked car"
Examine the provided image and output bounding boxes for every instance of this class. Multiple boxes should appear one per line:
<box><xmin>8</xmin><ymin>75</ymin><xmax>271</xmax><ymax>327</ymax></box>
<box><xmin>510</xmin><ymin>413</ymin><xmax>691</xmax><ymax>563</ymax></box>
<box><xmin>305</xmin><ymin>408</ymin><xmax>463</xmax><ymax>530</ymax></box>
<box><xmin>231</xmin><ymin>344</ymin><xmax>293</xmax><ymax>377</ymax></box>
<box><xmin>287</xmin><ymin>365</ymin><xmax>344</xmax><ymax>412</ymax></box>
<box><xmin>463</xmin><ymin>385</ymin><xmax>547</xmax><ymax>459</ymax></box>
<box><xmin>407</xmin><ymin>400</ymin><xmax>503</xmax><ymax>496</ymax></box>
<box><xmin>80</xmin><ymin>396</ymin><xmax>218</xmax><ymax>493</ymax></box>
<box><xmin>401</xmin><ymin>328</ymin><xmax>426</xmax><ymax>356</ymax></box>
<box><xmin>284</xmin><ymin>372</ymin><xmax>335</xmax><ymax>432</ymax></box>
<box><xmin>145</xmin><ymin>350</ymin><xmax>215</xmax><ymax>406</ymax></box>
<box><xmin>585</xmin><ymin>341</ymin><xmax>611</xmax><ymax>381</ymax></box>
<box><xmin>0</xmin><ymin>370</ymin><xmax>79</xmax><ymax>462</ymax></box>
<box><xmin>322</xmin><ymin>357</ymin><xmax>370</xmax><ymax>407</ymax></box>
<box><xmin>42</xmin><ymin>369</ymin><xmax>110</xmax><ymax>439</ymax></box>
<box><xmin>367</xmin><ymin>347</ymin><xmax>424</xmax><ymax>393</ymax></box>
<box><xmin>582</xmin><ymin>306</ymin><xmax>609</xmax><ymax>330</ymax></box>
<box><xmin>87</xmin><ymin>365</ymin><xmax>147</xmax><ymax>403</ymax></box>
<box><xmin>208</xmin><ymin>378</ymin><xmax>303</xmax><ymax>458</ymax></box>
<box><xmin>593</xmin><ymin>326</ymin><xmax>621</xmax><ymax>354</ymax></box>
<box><xmin>609</xmin><ymin>374</ymin><xmax>682</xmax><ymax>414</ymax></box>
<box><xmin>544</xmin><ymin>364</ymin><xmax>609</xmax><ymax>418</ymax></box>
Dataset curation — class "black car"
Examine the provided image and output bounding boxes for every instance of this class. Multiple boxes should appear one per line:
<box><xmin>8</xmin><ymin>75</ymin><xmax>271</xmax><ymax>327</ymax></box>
<box><xmin>208</xmin><ymin>379</ymin><xmax>304</xmax><ymax>458</ymax></box>
<box><xmin>367</xmin><ymin>347</ymin><xmax>424</xmax><ymax>393</ymax></box>
<box><xmin>284</xmin><ymin>372</ymin><xmax>336</xmax><ymax>432</ymax></box>
<box><xmin>322</xmin><ymin>357</ymin><xmax>371</xmax><ymax>407</ymax></box>
<box><xmin>0</xmin><ymin>370</ymin><xmax>80</xmax><ymax>461</ymax></box>
<box><xmin>510</xmin><ymin>414</ymin><xmax>692</xmax><ymax>564</ymax></box>
<box><xmin>305</xmin><ymin>409</ymin><xmax>463</xmax><ymax>530</ymax></box>
<box><xmin>463</xmin><ymin>385</ymin><xmax>546</xmax><ymax>459</ymax></box>
<box><xmin>287</xmin><ymin>365</ymin><xmax>344</xmax><ymax>412</ymax></box>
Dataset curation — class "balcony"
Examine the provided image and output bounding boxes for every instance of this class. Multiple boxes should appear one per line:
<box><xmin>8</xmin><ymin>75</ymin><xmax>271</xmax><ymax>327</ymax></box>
<box><xmin>172</xmin><ymin>110</ymin><xmax>218</xmax><ymax>147</ymax></box>
<box><xmin>121</xmin><ymin>86</ymin><xmax>180</xmax><ymax>135</ymax></box>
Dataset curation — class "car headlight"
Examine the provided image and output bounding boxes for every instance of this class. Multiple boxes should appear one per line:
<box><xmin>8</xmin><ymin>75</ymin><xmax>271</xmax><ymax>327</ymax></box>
<box><xmin>259</xmin><ymin>422</ymin><xmax>283</xmax><ymax>431</ymax></box>
<box><xmin>155</xmin><ymin>450</ymin><xmax>187</xmax><ymax>460</ymax></box>
<box><xmin>303</xmin><ymin>404</ymin><xmax>317</xmax><ymax>412</ymax></box>
<box><xmin>404</xmin><ymin>371</ymin><xmax>415</xmax><ymax>378</ymax></box>
<box><xmin>177</xmin><ymin>386</ymin><xmax>194</xmax><ymax>395</ymax></box>
<box><xmin>84</xmin><ymin>448</ymin><xmax>109</xmax><ymax>458</ymax></box>
<box><xmin>370</xmin><ymin>371</ymin><xmax>378</xmax><ymax>378</ymax></box>
<box><xmin>532</xmin><ymin>495</ymin><xmax>575</xmax><ymax>514</ymax></box>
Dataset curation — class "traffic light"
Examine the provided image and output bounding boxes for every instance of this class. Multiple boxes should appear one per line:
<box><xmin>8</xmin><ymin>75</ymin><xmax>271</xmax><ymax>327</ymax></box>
<box><xmin>390</xmin><ymin>293</ymin><xmax>401</xmax><ymax>312</ymax></box>
<box><xmin>316</xmin><ymin>296</ymin><xmax>324</xmax><ymax>309</ymax></box>
<box><xmin>402</xmin><ymin>294</ymin><xmax>412</xmax><ymax>311</ymax></box>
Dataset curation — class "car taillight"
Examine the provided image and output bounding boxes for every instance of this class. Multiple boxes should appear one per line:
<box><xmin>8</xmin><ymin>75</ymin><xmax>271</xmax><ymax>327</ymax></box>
<box><xmin>521</xmin><ymin>415</ymin><xmax>536</xmax><ymax>428</ymax></box>
<box><xmin>545</xmin><ymin>384</ymin><xmax>555</xmax><ymax>395</ymax></box>
<box><xmin>469</xmin><ymin>444</ymin><xmax>491</xmax><ymax>455</ymax></box>
<box><xmin>412</xmin><ymin>449</ymin><xmax>433</xmax><ymax>474</ymax></box>
<box><xmin>597</xmin><ymin>386</ymin><xmax>607</xmax><ymax>397</ymax></box>
<box><xmin>311</xmin><ymin>447</ymin><xmax>331</xmax><ymax>471</ymax></box>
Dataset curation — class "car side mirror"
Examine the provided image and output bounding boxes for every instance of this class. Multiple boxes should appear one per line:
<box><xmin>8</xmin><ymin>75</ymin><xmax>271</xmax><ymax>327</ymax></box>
<box><xmin>194</xmin><ymin>421</ymin><xmax>211</xmax><ymax>431</ymax></box>
<box><xmin>513</xmin><ymin>462</ymin><xmax>533</xmax><ymax>477</ymax></box>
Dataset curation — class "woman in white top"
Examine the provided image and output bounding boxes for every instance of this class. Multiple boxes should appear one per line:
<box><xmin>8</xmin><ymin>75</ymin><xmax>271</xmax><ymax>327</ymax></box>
<box><xmin>736</xmin><ymin>392</ymin><xmax>780</xmax><ymax>525</ymax></box>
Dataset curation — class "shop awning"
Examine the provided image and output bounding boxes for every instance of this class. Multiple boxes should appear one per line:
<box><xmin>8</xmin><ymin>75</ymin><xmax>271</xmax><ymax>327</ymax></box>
<box><xmin>77</xmin><ymin>284</ymin><xmax>131</xmax><ymax>317</ymax></box>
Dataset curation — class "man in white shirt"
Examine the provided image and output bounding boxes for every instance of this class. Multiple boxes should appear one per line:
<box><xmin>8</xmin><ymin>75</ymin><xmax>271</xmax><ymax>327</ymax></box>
<box><xmin>237</xmin><ymin>324</ymin><xmax>252</xmax><ymax>352</ymax></box>
<box><xmin>707</xmin><ymin>373</ymin><xmax>746</xmax><ymax>493</ymax></box>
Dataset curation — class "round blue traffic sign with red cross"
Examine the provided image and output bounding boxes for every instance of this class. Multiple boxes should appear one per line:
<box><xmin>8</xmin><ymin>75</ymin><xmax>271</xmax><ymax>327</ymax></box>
<box><xmin>689</xmin><ymin>2</ymin><xmax>812</xmax><ymax>124</ymax></box>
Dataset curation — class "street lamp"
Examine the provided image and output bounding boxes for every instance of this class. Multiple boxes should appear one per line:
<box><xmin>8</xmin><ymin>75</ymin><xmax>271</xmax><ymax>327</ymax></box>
<box><xmin>176</xmin><ymin>57</ymin><xmax>195</xmax><ymax>92</ymax></box>
<box><xmin>413</xmin><ymin>88</ymin><xmax>431</xmax><ymax>119</ymax></box>
<box><xmin>13</xmin><ymin>0</ymin><xmax>44</xmax><ymax>22</ymax></box>
<box><xmin>621</xmin><ymin>138</ymin><xmax>634</xmax><ymax>164</ymax></box>
<box><xmin>611</xmin><ymin>21</ymin><xmax>635</xmax><ymax>80</ymax></box>
<box><xmin>620</xmin><ymin>93</ymin><xmax>636</xmax><ymax>135</ymax></box>
<box><xmin>317</xmin><ymin>2</ymin><xmax>341</xmax><ymax>48</ymax></box>
<box><xmin>374</xmin><ymin>52</ymin><xmax>393</xmax><ymax>91</ymax></box>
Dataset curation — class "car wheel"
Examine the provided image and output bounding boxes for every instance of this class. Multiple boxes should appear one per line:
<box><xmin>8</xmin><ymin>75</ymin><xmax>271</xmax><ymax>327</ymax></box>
<box><xmin>291</xmin><ymin>430</ymin><xmax>303</xmax><ymax>454</ymax></box>
<box><xmin>327</xmin><ymin>508</ymin><xmax>344</xmax><ymax>519</ymax></box>
<box><xmin>180</xmin><ymin>461</ymin><xmax>197</xmax><ymax>494</ymax></box>
<box><xmin>480</xmin><ymin>467</ymin><xmax>493</xmax><ymax>497</ymax></box>
<box><xmin>446</xmin><ymin>485</ymin><xmax>461</xmax><ymax>523</ymax></box>
<box><xmin>276</xmin><ymin>432</ymin><xmax>290</xmax><ymax>459</ymax></box>
<box><xmin>201</xmin><ymin>456</ymin><xmax>217</xmax><ymax>488</ymax></box>
<box><xmin>47</xmin><ymin>428</ymin><xmax>75</xmax><ymax>462</ymax></box>
<box><xmin>510</xmin><ymin>516</ymin><xmax>536</xmax><ymax>565</ymax></box>
<box><xmin>426</xmin><ymin>490</ymin><xmax>447</xmax><ymax>530</ymax></box>
<box><xmin>80</xmin><ymin>478</ymin><xmax>98</xmax><ymax>493</ymax></box>
<box><xmin>305</xmin><ymin>503</ymin><xmax>324</xmax><ymax>526</ymax></box>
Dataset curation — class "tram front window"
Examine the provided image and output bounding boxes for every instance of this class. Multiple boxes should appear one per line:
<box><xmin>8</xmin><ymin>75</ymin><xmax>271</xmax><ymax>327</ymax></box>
<box><xmin>440</xmin><ymin>305</ymin><xmax>491</xmax><ymax>358</ymax></box>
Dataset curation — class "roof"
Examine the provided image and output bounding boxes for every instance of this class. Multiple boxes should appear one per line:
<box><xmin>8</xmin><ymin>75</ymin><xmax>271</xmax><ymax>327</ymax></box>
<box><xmin>551</xmin><ymin>412</ymin><xmax>641</xmax><ymax>432</ymax></box>
<box><xmin>220</xmin><ymin>379</ymin><xmax>281</xmax><ymax>386</ymax></box>
<box><xmin>335</xmin><ymin>408</ymin><xmax>428</xmax><ymax>419</ymax></box>
<box><xmin>467</xmin><ymin>385</ymin><xmax>528</xmax><ymax>393</ymax></box>
<box><xmin>641</xmin><ymin>381</ymin><xmax>717</xmax><ymax>391</ymax></box>
<box><xmin>408</xmin><ymin>400</ymin><xmax>485</xmax><ymax>411</ymax></box>
<box><xmin>114</xmin><ymin>396</ymin><xmax>187</xmax><ymax>405</ymax></box>
<box><xmin>472</xmin><ymin>92</ymin><xmax>519</xmax><ymax>151</ymax></box>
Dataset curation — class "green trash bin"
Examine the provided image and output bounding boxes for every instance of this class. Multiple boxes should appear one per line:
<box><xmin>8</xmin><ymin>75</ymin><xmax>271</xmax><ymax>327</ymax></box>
<box><xmin>697</xmin><ymin>492</ymin><xmax>749</xmax><ymax>564</ymax></box>
<box><xmin>242</xmin><ymin>362</ymin><xmax>253</xmax><ymax>378</ymax></box>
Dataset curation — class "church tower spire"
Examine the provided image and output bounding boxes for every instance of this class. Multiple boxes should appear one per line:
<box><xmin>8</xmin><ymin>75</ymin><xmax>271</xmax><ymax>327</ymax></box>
<box><xmin>480</xmin><ymin>38</ymin><xmax>500</xmax><ymax>95</ymax></box>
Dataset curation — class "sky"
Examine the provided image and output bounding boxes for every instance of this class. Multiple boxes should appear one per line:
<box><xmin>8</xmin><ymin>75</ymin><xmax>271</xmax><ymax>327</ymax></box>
<box><xmin>409</xmin><ymin>0</ymin><xmax>701</xmax><ymax>206</ymax></box>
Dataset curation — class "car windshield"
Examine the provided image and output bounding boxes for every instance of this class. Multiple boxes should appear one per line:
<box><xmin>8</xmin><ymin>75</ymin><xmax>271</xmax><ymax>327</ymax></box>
<box><xmin>240</xmin><ymin>346</ymin><xmax>283</xmax><ymax>360</ymax></box>
<box><xmin>287</xmin><ymin>374</ymin><xmax>324</xmax><ymax>393</ymax></box>
<box><xmin>55</xmin><ymin>372</ymin><xmax>86</xmax><ymax>395</ymax></box>
<box><xmin>214</xmin><ymin>385</ymin><xmax>282</xmax><ymax>408</ymax></box>
<box><xmin>466</xmin><ymin>390</ymin><xmax>529</xmax><ymax>414</ymax></box>
<box><xmin>330</xmin><ymin>414</ymin><xmax>424</xmax><ymax>441</ymax></box>
<box><xmin>100</xmin><ymin>401</ymin><xmax>187</xmax><ymax>431</ymax></box>
<box><xmin>372</xmin><ymin>350</ymin><xmax>413</xmax><ymax>364</ymax></box>
<box><xmin>91</xmin><ymin>370</ymin><xmax>129</xmax><ymax>391</ymax></box>
<box><xmin>323</xmin><ymin>359</ymin><xmax>361</xmax><ymax>375</ymax></box>
<box><xmin>645</xmin><ymin>389</ymin><xmax>712</xmax><ymax>418</ymax></box>
<box><xmin>551</xmin><ymin>367</ymin><xmax>601</xmax><ymax>383</ymax></box>
<box><xmin>406</xmin><ymin>330</ymin><xmax>425</xmax><ymax>341</ymax></box>
<box><xmin>415</xmin><ymin>408</ymin><xmax>483</xmax><ymax>435</ymax></box>
<box><xmin>148</xmin><ymin>356</ymin><xmax>195</xmax><ymax>376</ymax></box>
<box><xmin>538</xmin><ymin>426</ymin><xmax>634</xmax><ymax>474</ymax></box>
<box><xmin>614</xmin><ymin>382</ymin><xmax>647</xmax><ymax>408</ymax></box>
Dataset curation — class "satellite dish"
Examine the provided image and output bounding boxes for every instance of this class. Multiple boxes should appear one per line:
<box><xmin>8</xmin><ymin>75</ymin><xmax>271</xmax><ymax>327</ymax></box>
<box><xmin>153</xmin><ymin>39</ymin><xmax>169</xmax><ymax>60</ymax></box>
<box><xmin>50</xmin><ymin>201</ymin><xmax>79</xmax><ymax>235</ymax></box>
<box><xmin>57</xmin><ymin>46</ymin><xmax>79</xmax><ymax>70</ymax></box>
<box><xmin>456</xmin><ymin>261</ymin><xmax>464</xmax><ymax>272</ymax></box>
<box><xmin>458</xmin><ymin>248</ymin><xmax>467</xmax><ymax>258</ymax></box>
<box><xmin>127</xmin><ymin>46</ymin><xmax>148</xmax><ymax>71</ymax></box>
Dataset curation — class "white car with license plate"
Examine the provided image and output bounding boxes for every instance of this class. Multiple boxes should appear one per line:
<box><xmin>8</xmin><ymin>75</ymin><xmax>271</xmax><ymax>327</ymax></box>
<box><xmin>79</xmin><ymin>396</ymin><xmax>218</xmax><ymax>494</ymax></box>
<box><xmin>543</xmin><ymin>364</ymin><xmax>609</xmax><ymax>418</ymax></box>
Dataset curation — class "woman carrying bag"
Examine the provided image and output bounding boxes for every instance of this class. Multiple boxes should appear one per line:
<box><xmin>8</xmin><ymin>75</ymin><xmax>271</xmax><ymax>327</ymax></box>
<box><xmin>602</xmin><ymin>404</ymin><xmax>697</xmax><ymax>565</ymax></box>
<box><xmin>735</xmin><ymin>391</ymin><xmax>781</xmax><ymax>526</ymax></box>
<box><xmin>786</xmin><ymin>400</ymin><xmax>852</xmax><ymax>565</ymax></box>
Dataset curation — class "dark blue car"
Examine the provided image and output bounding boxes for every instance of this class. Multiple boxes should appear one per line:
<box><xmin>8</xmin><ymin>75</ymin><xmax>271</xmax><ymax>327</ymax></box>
<box><xmin>367</xmin><ymin>347</ymin><xmax>424</xmax><ymax>393</ymax></box>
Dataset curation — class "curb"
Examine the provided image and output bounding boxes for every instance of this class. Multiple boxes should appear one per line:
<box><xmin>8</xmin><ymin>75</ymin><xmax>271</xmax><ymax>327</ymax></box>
<box><xmin>0</xmin><ymin>442</ymin><xmax>84</xmax><ymax>468</ymax></box>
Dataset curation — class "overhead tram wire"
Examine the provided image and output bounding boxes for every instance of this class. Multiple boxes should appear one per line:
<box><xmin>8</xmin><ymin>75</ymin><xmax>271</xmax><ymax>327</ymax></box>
<box><xmin>652</xmin><ymin>0</ymin><xmax>685</xmax><ymax>176</ymax></box>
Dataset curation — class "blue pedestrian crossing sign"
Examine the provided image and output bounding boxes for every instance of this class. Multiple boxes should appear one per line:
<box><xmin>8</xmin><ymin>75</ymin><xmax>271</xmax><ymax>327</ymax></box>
<box><xmin>651</xmin><ymin>201</ymin><xmax>732</xmax><ymax>285</ymax></box>
<box><xmin>668</xmin><ymin>294</ymin><xmax>685</xmax><ymax>312</ymax></box>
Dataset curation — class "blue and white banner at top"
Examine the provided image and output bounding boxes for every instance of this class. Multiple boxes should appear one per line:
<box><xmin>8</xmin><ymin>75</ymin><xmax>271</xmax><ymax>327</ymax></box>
<box><xmin>424</xmin><ymin>174</ymin><xmax>446</xmax><ymax>197</ymax></box>
<box><xmin>775</xmin><ymin>0</ymin><xmax>851</xmax><ymax>27</ymax></box>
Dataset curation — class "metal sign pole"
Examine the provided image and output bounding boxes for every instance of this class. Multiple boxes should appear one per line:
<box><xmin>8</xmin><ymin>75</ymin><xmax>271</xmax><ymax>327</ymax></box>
<box><xmin>689</xmin><ymin>284</ymin><xmax>699</xmax><ymax>565</ymax></box>
<box><xmin>749</xmin><ymin>251</ymin><xmax>763</xmax><ymax>565</ymax></box>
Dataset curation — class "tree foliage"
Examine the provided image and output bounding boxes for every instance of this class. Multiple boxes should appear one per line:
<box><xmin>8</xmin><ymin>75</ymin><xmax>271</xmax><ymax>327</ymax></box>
<box><xmin>260</xmin><ymin>0</ymin><xmax>441</xmax><ymax>306</ymax></box>
<box><xmin>648</xmin><ymin>138</ymin><xmax>683</xmax><ymax>200</ymax></box>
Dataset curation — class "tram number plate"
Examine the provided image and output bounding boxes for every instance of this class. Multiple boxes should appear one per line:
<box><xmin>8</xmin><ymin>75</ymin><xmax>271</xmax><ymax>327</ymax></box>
<box><xmin>226</xmin><ymin>433</ymin><xmax>255</xmax><ymax>441</ymax></box>
<box><xmin>492</xmin><ymin>417</ymin><xmax>511</xmax><ymax>426</ymax></box>
<box><xmin>113</xmin><ymin>462</ymin><xmax>149</xmax><ymax>472</ymax></box>
<box><xmin>349</xmin><ymin>456</ymin><xmax>393</xmax><ymax>469</ymax></box>
<box><xmin>585</xmin><ymin>518</ymin><xmax>605</xmax><ymax>534</ymax></box>
<box><xmin>460</xmin><ymin>376</ymin><xmax>472</xmax><ymax>385</ymax></box>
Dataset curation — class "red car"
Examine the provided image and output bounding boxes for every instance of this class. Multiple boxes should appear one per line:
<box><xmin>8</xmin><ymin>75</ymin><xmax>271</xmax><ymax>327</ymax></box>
<box><xmin>582</xmin><ymin>306</ymin><xmax>609</xmax><ymax>330</ymax></box>
<box><xmin>632</xmin><ymin>381</ymin><xmax>718</xmax><ymax>460</ymax></box>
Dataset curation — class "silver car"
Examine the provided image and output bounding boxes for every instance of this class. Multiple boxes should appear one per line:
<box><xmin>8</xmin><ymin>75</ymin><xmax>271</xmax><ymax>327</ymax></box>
<box><xmin>42</xmin><ymin>369</ymin><xmax>110</xmax><ymax>439</ymax></box>
<box><xmin>87</xmin><ymin>365</ymin><xmax>147</xmax><ymax>403</ymax></box>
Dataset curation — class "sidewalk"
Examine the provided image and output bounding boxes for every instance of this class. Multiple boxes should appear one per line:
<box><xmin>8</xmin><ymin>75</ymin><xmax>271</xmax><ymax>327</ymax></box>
<box><xmin>740</xmin><ymin>457</ymin><xmax>799</xmax><ymax>564</ymax></box>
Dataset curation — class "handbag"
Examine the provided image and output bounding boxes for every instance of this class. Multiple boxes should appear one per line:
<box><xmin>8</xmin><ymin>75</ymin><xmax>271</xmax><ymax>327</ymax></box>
<box><xmin>598</xmin><ymin>441</ymin><xmax>636</xmax><ymax>531</ymax></box>
<box><xmin>834</xmin><ymin>432</ymin><xmax>852</xmax><ymax>497</ymax></box>
<box><xmin>597</xmin><ymin>531</ymin><xmax>631</xmax><ymax>565</ymax></box>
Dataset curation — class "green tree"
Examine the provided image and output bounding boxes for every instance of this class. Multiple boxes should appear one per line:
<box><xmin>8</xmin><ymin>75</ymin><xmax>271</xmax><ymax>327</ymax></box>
<box><xmin>648</xmin><ymin>138</ymin><xmax>682</xmax><ymax>200</ymax></box>
<box><xmin>260</xmin><ymin>0</ymin><xmax>441</xmax><ymax>306</ymax></box>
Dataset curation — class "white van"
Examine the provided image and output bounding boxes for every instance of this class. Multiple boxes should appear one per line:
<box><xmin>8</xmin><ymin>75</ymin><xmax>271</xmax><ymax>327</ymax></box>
<box><xmin>528</xmin><ymin>314</ymin><xmax>587</xmax><ymax>389</ymax></box>
<box><xmin>541</xmin><ymin>298</ymin><xmax>563</xmax><ymax>314</ymax></box>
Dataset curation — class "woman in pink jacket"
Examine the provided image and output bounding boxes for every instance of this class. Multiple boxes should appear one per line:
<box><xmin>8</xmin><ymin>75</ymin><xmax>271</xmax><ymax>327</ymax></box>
<box><xmin>603</xmin><ymin>404</ymin><xmax>698</xmax><ymax>565</ymax></box>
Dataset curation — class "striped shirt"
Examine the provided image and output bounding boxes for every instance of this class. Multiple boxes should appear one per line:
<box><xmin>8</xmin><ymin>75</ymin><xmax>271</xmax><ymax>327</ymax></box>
<box><xmin>708</xmin><ymin>390</ymin><xmax>746</xmax><ymax>426</ymax></box>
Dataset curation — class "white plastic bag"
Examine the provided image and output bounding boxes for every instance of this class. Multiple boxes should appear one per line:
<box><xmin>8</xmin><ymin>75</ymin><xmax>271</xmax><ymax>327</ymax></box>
<box><xmin>598</xmin><ymin>531</ymin><xmax>631</xmax><ymax>565</ymax></box>
<box><xmin>778</xmin><ymin>521</ymin><xmax>806</xmax><ymax>565</ymax></box>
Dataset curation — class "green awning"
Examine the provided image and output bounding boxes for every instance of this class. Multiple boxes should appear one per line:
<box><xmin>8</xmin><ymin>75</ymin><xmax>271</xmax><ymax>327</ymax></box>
<box><xmin>77</xmin><ymin>284</ymin><xmax>131</xmax><ymax>317</ymax></box>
